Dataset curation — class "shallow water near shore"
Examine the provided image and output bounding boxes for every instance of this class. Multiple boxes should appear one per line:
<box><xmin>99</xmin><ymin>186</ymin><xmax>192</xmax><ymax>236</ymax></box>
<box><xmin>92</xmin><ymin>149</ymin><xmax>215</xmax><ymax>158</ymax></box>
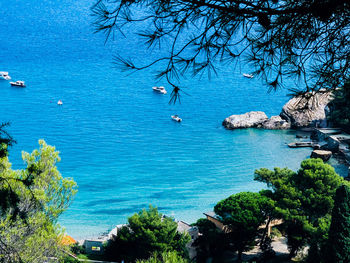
<box><xmin>0</xmin><ymin>0</ymin><xmax>346</xmax><ymax>239</ymax></box>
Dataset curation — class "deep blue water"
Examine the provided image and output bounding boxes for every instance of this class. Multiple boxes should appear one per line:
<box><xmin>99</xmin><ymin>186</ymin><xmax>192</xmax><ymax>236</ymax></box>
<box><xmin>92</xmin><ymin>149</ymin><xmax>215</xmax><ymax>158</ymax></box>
<box><xmin>1</xmin><ymin>0</ymin><xmax>340</xmax><ymax>239</ymax></box>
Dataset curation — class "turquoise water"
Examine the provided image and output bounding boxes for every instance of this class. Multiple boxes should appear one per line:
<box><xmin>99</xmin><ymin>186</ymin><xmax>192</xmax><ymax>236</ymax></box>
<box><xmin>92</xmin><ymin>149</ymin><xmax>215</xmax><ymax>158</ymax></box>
<box><xmin>0</xmin><ymin>0</ymin><xmax>316</xmax><ymax>239</ymax></box>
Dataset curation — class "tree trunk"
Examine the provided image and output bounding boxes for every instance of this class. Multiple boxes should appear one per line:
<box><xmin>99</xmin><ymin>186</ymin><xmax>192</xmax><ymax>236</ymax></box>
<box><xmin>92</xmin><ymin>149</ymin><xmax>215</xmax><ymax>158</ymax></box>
<box><xmin>237</xmin><ymin>250</ymin><xmax>242</xmax><ymax>261</ymax></box>
<box><xmin>260</xmin><ymin>217</ymin><xmax>272</xmax><ymax>248</ymax></box>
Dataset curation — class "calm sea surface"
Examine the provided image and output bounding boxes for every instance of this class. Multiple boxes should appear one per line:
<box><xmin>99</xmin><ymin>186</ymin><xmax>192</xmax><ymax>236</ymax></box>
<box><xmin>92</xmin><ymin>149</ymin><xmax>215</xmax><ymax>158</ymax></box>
<box><xmin>0</xmin><ymin>0</ymin><xmax>344</xmax><ymax>239</ymax></box>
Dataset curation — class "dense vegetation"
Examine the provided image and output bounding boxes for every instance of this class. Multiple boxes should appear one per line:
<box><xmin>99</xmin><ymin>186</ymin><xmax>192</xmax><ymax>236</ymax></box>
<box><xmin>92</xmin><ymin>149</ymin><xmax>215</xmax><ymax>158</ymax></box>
<box><xmin>0</xmin><ymin>123</ymin><xmax>23</xmax><ymax>221</ymax></box>
<box><xmin>328</xmin><ymin>81</ymin><xmax>350</xmax><ymax>132</ymax></box>
<box><xmin>0</xmin><ymin>131</ymin><xmax>77</xmax><ymax>262</ymax></box>
<box><xmin>192</xmin><ymin>218</ymin><xmax>226</xmax><ymax>262</ymax></box>
<box><xmin>326</xmin><ymin>184</ymin><xmax>350</xmax><ymax>263</ymax></box>
<box><xmin>105</xmin><ymin>205</ymin><xmax>190</xmax><ymax>262</ymax></box>
<box><xmin>214</xmin><ymin>192</ymin><xmax>275</xmax><ymax>260</ymax></box>
<box><xmin>188</xmin><ymin>159</ymin><xmax>350</xmax><ymax>262</ymax></box>
<box><xmin>136</xmin><ymin>251</ymin><xmax>188</xmax><ymax>263</ymax></box>
<box><xmin>101</xmin><ymin>158</ymin><xmax>350</xmax><ymax>262</ymax></box>
<box><xmin>255</xmin><ymin>158</ymin><xmax>348</xmax><ymax>259</ymax></box>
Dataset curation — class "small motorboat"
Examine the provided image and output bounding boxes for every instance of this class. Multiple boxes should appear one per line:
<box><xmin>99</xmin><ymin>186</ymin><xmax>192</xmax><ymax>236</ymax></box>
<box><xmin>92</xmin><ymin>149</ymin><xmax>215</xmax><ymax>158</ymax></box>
<box><xmin>171</xmin><ymin>115</ymin><xmax>182</xmax><ymax>122</ymax></box>
<box><xmin>57</xmin><ymin>100</ymin><xmax>63</xmax><ymax>105</ymax></box>
<box><xmin>0</xmin><ymin>71</ymin><xmax>11</xmax><ymax>80</ymax></box>
<box><xmin>152</xmin><ymin>86</ymin><xmax>167</xmax><ymax>94</ymax></box>
<box><xmin>243</xmin><ymin>73</ymin><xmax>254</xmax><ymax>78</ymax></box>
<box><xmin>10</xmin><ymin>80</ymin><xmax>25</xmax><ymax>87</ymax></box>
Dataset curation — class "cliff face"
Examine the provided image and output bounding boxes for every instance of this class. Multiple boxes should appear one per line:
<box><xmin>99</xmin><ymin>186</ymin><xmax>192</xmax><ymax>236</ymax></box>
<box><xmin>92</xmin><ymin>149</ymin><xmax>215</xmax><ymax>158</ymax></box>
<box><xmin>280</xmin><ymin>91</ymin><xmax>333</xmax><ymax>128</ymax></box>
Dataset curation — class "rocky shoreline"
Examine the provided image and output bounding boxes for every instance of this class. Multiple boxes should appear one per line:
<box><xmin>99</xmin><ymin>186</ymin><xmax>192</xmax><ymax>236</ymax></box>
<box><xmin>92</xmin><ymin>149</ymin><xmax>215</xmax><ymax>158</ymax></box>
<box><xmin>223</xmin><ymin>91</ymin><xmax>333</xmax><ymax>130</ymax></box>
<box><xmin>223</xmin><ymin>90</ymin><xmax>350</xmax><ymax>177</ymax></box>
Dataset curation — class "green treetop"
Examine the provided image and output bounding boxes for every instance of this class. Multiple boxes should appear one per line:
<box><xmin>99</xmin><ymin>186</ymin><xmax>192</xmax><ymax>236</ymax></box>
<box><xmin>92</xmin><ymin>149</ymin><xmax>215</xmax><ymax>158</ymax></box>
<box><xmin>105</xmin><ymin>205</ymin><xmax>190</xmax><ymax>262</ymax></box>
<box><xmin>255</xmin><ymin>158</ymin><xmax>348</xmax><ymax>257</ymax></box>
<box><xmin>328</xmin><ymin>81</ymin><xmax>350</xmax><ymax>132</ymax></box>
<box><xmin>192</xmin><ymin>218</ymin><xmax>226</xmax><ymax>262</ymax></box>
<box><xmin>136</xmin><ymin>251</ymin><xmax>189</xmax><ymax>263</ymax></box>
<box><xmin>214</xmin><ymin>192</ymin><xmax>275</xmax><ymax>260</ymax></box>
<box><xmin>0</xmin><ymin>140</ymin><xmax>77</xmax><ymax>263</ymax></box>
<box><xmin>326</xmin><ymin>184</ymin><xmax>350</xmax><ymax>263</ymax></box>
<box><xmin>21</xmin><ymin>140</ymin><xmax>77</xmax><ymax>221</ymax></box>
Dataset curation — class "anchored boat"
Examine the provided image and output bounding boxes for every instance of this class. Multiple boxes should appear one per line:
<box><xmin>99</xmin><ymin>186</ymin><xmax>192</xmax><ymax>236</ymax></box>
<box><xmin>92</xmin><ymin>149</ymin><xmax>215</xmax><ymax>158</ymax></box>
<box><xmin>243</xmin><ymin>73</ymin><xmax>254</xmax><ymax>79</ymax></box>
<box><xmin>152</xmin><ymin>86</ymin><xmax>167</xmax><ymax>94</ymax></box>
<box><xmin>0</xmin><ymin>71</ymin><xmax>11</xmax><ymax>80</ymax></box>
<box><xmin>10</xmin><ymin>80</ymin><xmax>25</xmax><ymax>87</ymax></box>
<box><xmin>171</xmin><ymin>115</ymin><xmax>182</xmax><ymax>122</ymax></box>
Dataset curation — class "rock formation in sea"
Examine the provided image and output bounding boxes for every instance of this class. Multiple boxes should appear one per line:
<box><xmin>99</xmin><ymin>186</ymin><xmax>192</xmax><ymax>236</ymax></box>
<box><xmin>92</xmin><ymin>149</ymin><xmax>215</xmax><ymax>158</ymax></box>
<box><xmin>261</xmin><ymin>115</ymin><xmax>291</xmax><ymax>130</ymax></box>
<box><xmin>223</xmin><ymin>90</ymin><xmax>333</xmax><ymax>130</ymax></box>
<box><xmin>222</xmin><ymin>111</ymin><xmax>268</xmax><ymax>129</ymax></box>
<box><xmin>280</xmin><ymin>91</ymin><xmax>333</xmax><ymax>128</ymax></box>
<box><xmin>223</xmin><ymin>112</ymin><xmax>290</xmax><ymax>130</ymax></box>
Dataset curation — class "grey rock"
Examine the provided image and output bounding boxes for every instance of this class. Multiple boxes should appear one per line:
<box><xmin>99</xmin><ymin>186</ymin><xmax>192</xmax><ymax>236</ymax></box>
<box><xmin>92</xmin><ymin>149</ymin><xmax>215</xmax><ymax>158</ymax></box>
<box><xmin>280</xmin><ymin>91</ymin><xmax>333</xmax><ymax>128</ymax></box>
<box><xmin>261</xmin><ymin>115</ymin><xmax>291</xmax><ymax>130</ymax></box>
<box><xmin>223</xmin><ymin>111</ymin><xmax>268</xmax><ymax>129</ymax></box>
<box><xmin>311</xmin><ymin>150</ymin><xmax>332</xmax><ymax>162</ymax></box>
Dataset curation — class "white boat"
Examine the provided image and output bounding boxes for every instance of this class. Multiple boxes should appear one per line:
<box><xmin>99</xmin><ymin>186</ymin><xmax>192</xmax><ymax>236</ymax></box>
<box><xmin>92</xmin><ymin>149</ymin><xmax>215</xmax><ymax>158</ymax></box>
<box><xmin>57</xmin><ymin>100</ymin><xmax>63</xmax><ymax>105</ymax></box>
<box><xmin>171</xmin><ymin>115</ymin><xmax>182</xmax><ymax>122</ymax></box>
<box><xmin>243</xmin><ymin>73</ymin><xmax>254</xmax><ymax>78</ymax></box>
<box><xmin>152</xmin><ymin>86</ymin><xmax>167</xmax><ymax>94</ymax></box>
<box><xmin>10</xmin><ymin>80</ymin><xmax>25</xmax><ymax>87</ymax></box>
<box><xmin>0</xmin><ymin>71</ymin><xmax>11</xmax><ymax>80</ymax></box>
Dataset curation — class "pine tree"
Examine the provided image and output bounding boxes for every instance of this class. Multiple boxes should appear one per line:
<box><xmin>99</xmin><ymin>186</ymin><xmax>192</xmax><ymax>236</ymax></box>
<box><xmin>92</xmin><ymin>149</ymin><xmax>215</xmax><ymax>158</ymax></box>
<box><xmin>93</xmin><ymin>0</ymin><xmax>350</xmax><ymax>100</ymax></box>
<box><xmin>327</xmin><ymin>185</ymin><xmax>350</xmax><ymax>263</ymax></box>
<box><xmin>105</xmin><ymin>206</ymin><xmax>190</xmax><ymax>262</ymax></box>
<box><xmin>328</xmin><ymin>81</ymin><xmax>350</xmax><ymax>132</ymax></box>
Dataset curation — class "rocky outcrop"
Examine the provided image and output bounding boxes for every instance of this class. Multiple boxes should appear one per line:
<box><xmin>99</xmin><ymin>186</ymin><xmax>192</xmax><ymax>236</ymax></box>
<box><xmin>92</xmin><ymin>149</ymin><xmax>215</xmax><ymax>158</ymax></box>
<box><xmin>261</xmin><ymin>115</ymin><xmax>291</xmax><ymax>130</ymax></box>
<box><xmin>223</xmin><ymin>111</ymin><xmax>268</xmax><ymax>129</ymax></box>
<box><xmin>223</xmin><ymin>91</ymin><xmax>333</xmax><ymax>130</ymax></box>
<box><xmin>311</xmin><ymin>150</ymin><xmax>332</xmax><ymax>162</ymax></box>
<box><xmin>223</xmin><ymin>112</ymin><xmax>291</xmax><ymax>130</ymax></box>
<box><xmin>280</xmin><ymin>91</ymin><xmax>333</xmax><ymax>128</ymax></box>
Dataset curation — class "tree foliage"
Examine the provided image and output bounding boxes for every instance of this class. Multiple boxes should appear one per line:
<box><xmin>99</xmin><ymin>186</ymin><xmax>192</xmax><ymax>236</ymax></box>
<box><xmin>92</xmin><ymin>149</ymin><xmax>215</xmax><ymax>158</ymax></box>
<box><xmin>105</xmin><ymin>205</ymin><xmax>190</xmax><ymax>262</ymax></box>
<box><xmin>326</xmin><ymin>184</ymin><xmax>350</xmax><ymax>263</ymax></box>
<box><xmin>21</xmin><ymin>140</ymin><xmax>77</xmax><ymax>221</ymax></box>
<box><xmin>0</xmin><ymin>123</ymin><xmax>23</xmax><ymax>222</ymax></box>
<box><xmin>0</xmin><ymin>123</ymin><xmax>15</xmax><ymax>158</ymax></box>
<box><xmin>328</xmin><ymin>81</ymin><xmax>350</xmax><ymax>132</ymax></box>
<box><xmin>214</xmin><ymin>192</ymin><xmax>275</xmax><ymax>259</ymax></box>
<box><xmin>192</xmin><ymin>218</ymin><xmax>226</xmax><ymax>263</ymax></box>
<box><xmin>136</xmin><ymin>251</ymin><xmax>188</xmax><ymax>263</ymax></box>
<box><xmin>255</xmin><ymin>158</ymin><xmax>348</xmax><ymax>257</ymax></box>
<box><xmin>0</xmin><ymin>140</ymin><xmax>77</xmax><ymax>263</ymax></box>
<box><xmin>92</xmin><ymin>0</ymin><xmax>350</xmax><ymax>101</ymax></box>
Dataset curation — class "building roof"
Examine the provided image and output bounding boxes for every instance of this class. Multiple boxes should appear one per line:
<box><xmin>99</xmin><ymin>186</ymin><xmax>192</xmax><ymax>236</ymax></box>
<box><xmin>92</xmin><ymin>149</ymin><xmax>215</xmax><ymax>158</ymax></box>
<box><xmin>177</xmin><ymin>220</ymin><xmax>191</xmax><ymax>233</ymax></box>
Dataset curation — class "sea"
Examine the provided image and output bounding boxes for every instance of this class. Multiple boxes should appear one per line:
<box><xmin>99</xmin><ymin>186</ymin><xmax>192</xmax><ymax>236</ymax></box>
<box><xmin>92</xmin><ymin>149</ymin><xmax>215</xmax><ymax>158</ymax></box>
<box><xmin>0</xmin><ymin>0</ymin><xmax>347</xmax><ymax>239</ymax></box>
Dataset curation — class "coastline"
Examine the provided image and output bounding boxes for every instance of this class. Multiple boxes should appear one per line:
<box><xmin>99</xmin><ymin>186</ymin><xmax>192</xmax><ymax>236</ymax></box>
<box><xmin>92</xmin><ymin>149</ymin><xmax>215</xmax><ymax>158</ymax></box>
<box><xmin>62</xmin><ymin>128</ymin><xmax>348</xmax><ymax>240</ymax></box>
